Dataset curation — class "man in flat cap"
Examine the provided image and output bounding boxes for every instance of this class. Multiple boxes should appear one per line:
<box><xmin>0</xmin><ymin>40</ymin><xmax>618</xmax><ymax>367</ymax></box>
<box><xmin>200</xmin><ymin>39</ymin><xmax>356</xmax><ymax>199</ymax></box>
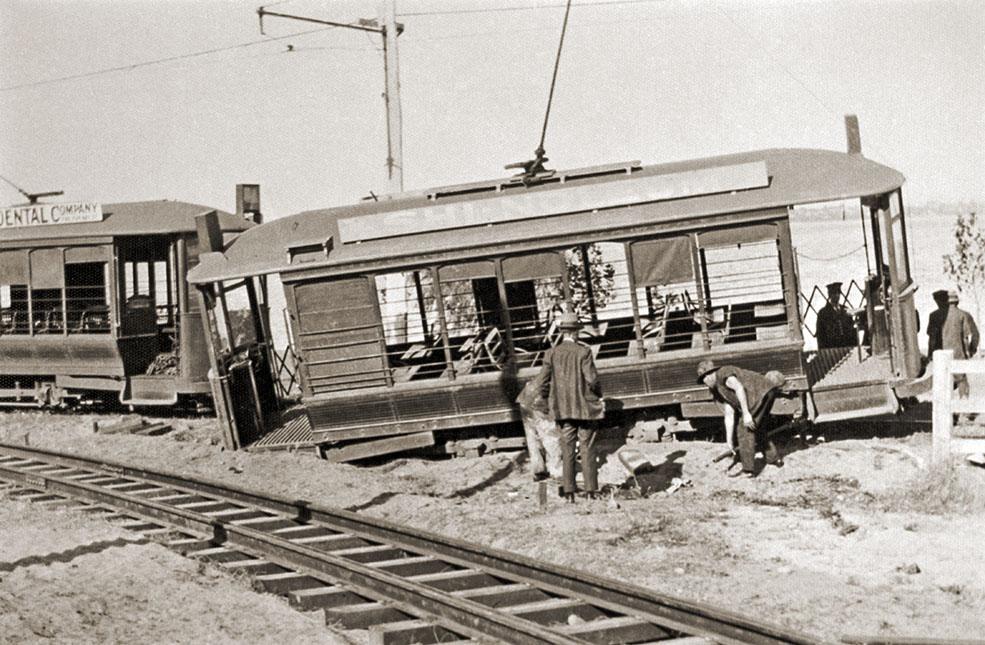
<box><xmin>697</xmin><ymin>360</ymin><xmax>783</xmax><ymax>477</ymax></box>
<box><xmin>816</xmin><ymin>282</ymin><xmax>856</xmax><ymax>349</ymax></box>
<box><xmin>531</xmin><ymin>312</ymin><xmax>604</xmax><ymax>502</ymax></box>
<box><xmin>939</xmin><ymin>291</ymin><xmax>979</xmax><ymax>398</ymax></box>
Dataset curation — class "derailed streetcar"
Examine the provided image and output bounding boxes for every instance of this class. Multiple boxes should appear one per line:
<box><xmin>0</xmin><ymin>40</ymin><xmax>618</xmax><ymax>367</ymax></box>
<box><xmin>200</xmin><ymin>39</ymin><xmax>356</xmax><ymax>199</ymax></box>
<box><xmin>0</xmin><ymin>191</ymin><xmax>255</xmax><ymax>408</ymax></box>
<box><xmin>188</xmin><ymin>148</ymin><xmax>922</xmax><ymax>459</ymax></box>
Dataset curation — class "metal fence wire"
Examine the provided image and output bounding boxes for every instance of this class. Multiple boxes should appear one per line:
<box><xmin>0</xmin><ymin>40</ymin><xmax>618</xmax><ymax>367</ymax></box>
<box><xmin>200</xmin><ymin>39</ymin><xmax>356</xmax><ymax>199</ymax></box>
<box><xmin>799</xmin><ymin>279</ymin><xmax>865</xmax><ymax>338</ymax></box>
<box><xmin>272</xmin><ymin>343</ymin><xmax>301</xmax><ymax>398</ymax></box>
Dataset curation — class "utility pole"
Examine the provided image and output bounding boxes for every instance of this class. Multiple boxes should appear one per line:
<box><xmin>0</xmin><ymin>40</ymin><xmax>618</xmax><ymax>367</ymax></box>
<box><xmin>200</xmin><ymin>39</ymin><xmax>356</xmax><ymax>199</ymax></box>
<box><xmin>257</xmin><ymin>0</ymin><xmax>404</xmax><ymax>195</ymax></box>
<box><xmin>380</xmin><ymin>0</ymin><xmax>403</xmax><ymax>193</ymax></box>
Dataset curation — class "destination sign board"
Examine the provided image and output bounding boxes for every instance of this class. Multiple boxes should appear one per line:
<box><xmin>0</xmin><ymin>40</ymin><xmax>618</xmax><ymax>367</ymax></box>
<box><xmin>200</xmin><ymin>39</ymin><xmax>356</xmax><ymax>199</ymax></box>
<box><xmin>338</xmin><ymin>160</ymin><xmax>770</xmax><ymax>244</ymax></box>
<box><xmin>0</xmin><ymin>202</ymin><xmax>104</xmax><ymax>230</ymax></box>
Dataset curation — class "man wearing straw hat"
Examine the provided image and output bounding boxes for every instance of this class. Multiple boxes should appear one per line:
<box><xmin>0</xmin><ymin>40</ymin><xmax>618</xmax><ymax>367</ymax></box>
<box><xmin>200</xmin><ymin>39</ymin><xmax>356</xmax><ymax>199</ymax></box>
<box><xmin>531</xmin><ymin>311</ymin><xmax>604</xmax><ymax>502</ymax></box>
<box><xmin>697</xmin><ymin>359</ymin><xmax>783</xmax><ymax>478</ymax></box>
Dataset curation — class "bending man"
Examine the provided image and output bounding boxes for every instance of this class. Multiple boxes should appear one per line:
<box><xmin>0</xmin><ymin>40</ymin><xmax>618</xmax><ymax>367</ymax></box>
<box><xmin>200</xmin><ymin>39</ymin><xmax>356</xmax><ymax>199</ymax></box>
<box><xmin>697</xmin><ymin>360</ymin><xmax>782</xmax><ymax>478</ymax></box>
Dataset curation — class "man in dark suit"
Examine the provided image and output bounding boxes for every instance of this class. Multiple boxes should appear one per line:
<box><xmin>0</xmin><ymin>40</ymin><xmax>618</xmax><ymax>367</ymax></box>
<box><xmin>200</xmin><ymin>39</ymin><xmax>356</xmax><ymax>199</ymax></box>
<box><xmin>697</xmin><ymin>360</ymin><xmax>782</xmax><ymax>478</ymax></box>
<box><xmin>531</xmin><ymin>312</ymin><xmax>605</xmax><ymax>502</ymax></box>
<box><xmin>941</xmin><ymin>290</ymin><xmax>979</xmax><ymax>398</ymax></box>
<box><xmin>927</xmin><ymin>289</ymin><xmax>949</xmax><ymax>356</ymax></box>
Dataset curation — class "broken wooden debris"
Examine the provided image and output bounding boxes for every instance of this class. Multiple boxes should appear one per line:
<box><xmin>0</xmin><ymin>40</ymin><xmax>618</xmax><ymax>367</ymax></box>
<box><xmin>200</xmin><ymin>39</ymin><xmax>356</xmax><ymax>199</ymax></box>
<box><xmin>444</xmin><ymin>436</ymin><xmax>526</xmax><ymax>458</ymax></box>
<box><xmin>626</xmin><ymin>417</ymin><xmax>696</xmax><ymax>443</ymax></box>
<box><xmin>320</xmin><ymin>431</ymin><xmax>435</xmax><ymax>463</ymax></box>
<box><xmin>94</xmin><ymin>416</ymin><xmax>173</xmax><ymax>437</ymax></box>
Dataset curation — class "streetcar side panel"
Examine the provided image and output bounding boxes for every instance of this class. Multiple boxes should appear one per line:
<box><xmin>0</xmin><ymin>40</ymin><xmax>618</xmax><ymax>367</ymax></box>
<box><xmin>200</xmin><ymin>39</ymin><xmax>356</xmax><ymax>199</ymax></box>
<box><xmin>284</xmin><ymin>209</ymin><xmax>808</xmax><ymax>443</ymax></box>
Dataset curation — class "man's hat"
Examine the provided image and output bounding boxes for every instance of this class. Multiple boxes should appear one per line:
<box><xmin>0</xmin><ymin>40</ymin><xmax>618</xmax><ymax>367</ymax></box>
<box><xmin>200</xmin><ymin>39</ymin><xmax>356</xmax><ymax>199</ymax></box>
<box><xmin>696</xmin><ymin>359</ymin><xmax>720</xmax><ymax>383</ymax></box>
<box><xmin>948</xmin><ymin>290</ymin><xmax>960</xmax><ymax>304</ymax></box>
<box><xmin>556</xmin><ymin>312</ymin><xmax>582</xmax><ymax>330</ymax></box>
<box><xmin>826</xmin><ymin>282</ymin><xmax>843</xmax><ymax>293</ymax></box>
<box><xmin>932</xmin><ymin>289</ymin><xmax>949</xmax><ymax>300</ymax></box>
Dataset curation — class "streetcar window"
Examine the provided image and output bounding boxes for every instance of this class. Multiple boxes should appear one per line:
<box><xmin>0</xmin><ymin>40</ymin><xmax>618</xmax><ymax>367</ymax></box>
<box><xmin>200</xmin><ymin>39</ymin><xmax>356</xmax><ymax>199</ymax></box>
<box><xmin>29</xmin><ymin>248</ymin><xmax>64</xmax><ymax>334</ymax></box>
<box><xmin>437</xmin><ymin>261</ymin><xmax>502</xmax><ymax>375</ymax></box>
<box><xmin>698</xmin><ymin>227</ymin><xmax>787</xmax><ymax>344</ymax></box>
<box><xmin>631</xmin><ymin>236</ymin><xmax>699</xmax><ymax>353</ymax></box>
<box><xmin>0</xmin><ymin>285</ymin><xmax>29</xmax><ymax>335</ymax></box>
<box><xmin>123</xmin><ymin>261</ymin><xmax>152</xmax><ymax>298</ymax></box>
<box><xmin>65</xmin><ymin>262</ymin><xmax>110</xmax><ymax>334</ymax></box>
<box><xmin>31</xmin><ymin>289</ymin><xmax>63</xmax><ymax>334</ymax></box>
<box><xmin>222</xmin><ymin>280</ymin><xmax>257</xmax><ymax>351</ymax></box>
<box><xmin>374</xmin><ymin>270</ymin><xmax>446</xmax><ymax>382</ymax></box>
<box><xmin>210</xmin><ymin>289</ymin><xmax>232</xmax><ymax>354</ymax></box>
<box><xmin>565</xmin><ymin>243</ymin><xmax>636</xmax><ymax>360</ymax></box>
<box><xmin>154</xmin><ymin>260</ymin><xmax>175</xmax><ymax>326</ymax></box>
<box><xmin>888</xmin><ymin>191</ymin><xmax>911</xmax><ymax>286</ymax></box>
<box><xmin>0</xmin><ymin>250</ymin><xmax>29</xmax><ymax>335</ymax></box>
<box><xmin>118</xmin><ymin>237</ymin><xmax>170</xmax><ymax>326</ymax></box>
<box><xmin>375</xmin><ymin>271</ymin><xmax>436</xmax><ymax>346</ymax></box>
<box><xmin>503</xmin><ymin>252</ymin><xmax>566</xmax><ymax>366</ymax></box>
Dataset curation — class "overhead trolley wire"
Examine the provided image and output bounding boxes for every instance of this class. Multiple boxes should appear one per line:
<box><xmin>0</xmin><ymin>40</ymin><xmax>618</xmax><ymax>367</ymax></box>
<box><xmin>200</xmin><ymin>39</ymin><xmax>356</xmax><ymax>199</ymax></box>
<box><xmin>0</xmin><ymin>25</ymin><xmax>343</xmax><ymax>92</ymax></box>
<box><xmin>713</xmin><ymin>5</ymin><xmax>893</xmax><ymax>165</ymax></box>
<box><xmin>400</xmin><ymin>0</ymin><xmax>664</xmax><ymax>18</ymax></box>
<box><xmin>714</xmin><ymin>6</ymin><xmax>840</xmax><ymax>117</ymax></box>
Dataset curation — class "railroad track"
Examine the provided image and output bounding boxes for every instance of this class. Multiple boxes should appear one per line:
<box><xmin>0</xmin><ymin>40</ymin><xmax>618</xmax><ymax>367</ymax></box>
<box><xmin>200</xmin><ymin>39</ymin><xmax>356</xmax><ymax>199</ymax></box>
<box><xmin>0</xmin><ymin>442</ymin><xmax>820</xmax><ymax>645</ymax></box>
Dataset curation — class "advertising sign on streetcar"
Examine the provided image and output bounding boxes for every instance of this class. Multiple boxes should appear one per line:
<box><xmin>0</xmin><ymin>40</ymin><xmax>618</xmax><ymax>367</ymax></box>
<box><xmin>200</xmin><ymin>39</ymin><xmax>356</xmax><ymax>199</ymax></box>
<box><xmin>0</xmin><ymin>202</ymin><xmax>104</xmax><ymax>230</ymax></box>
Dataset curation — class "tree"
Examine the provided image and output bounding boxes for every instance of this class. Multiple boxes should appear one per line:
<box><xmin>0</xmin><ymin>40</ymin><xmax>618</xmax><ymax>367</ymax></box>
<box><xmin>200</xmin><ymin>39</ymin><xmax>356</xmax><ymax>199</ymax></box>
<box><xmin>943</xmin><ymin>211</ymin><xmax>985</xmax><ymax>323</ymax></box>
<box><xmin>566</xmin><ymin>243</ymin><xmax>616</xmax><ymax>316</ymax></box>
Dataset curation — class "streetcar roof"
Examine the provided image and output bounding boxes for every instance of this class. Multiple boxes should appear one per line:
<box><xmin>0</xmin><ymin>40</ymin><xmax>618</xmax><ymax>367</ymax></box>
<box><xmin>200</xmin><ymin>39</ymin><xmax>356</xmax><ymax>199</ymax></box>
<box><xmin>1</xmin><ymin>200</ymin><xmax>252</xmax><ymax>243</ymax></box>
<box><xmin>188</xmin><ymin>148</ymin><xmax>905</xmax><ymax>284</ymax></box>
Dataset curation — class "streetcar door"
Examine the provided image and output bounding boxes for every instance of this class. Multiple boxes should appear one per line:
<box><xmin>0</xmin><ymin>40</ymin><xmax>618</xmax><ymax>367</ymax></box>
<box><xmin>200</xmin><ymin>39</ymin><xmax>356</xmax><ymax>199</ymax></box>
<box><xmin>200</xmin><ymin>279</ymin><xmax>276</xmax><ymax>449</ymax></box>
<box><xmin>877</xmin><ymin>190</ymin><xmax>921</xmax><ymax>379</ymax></box>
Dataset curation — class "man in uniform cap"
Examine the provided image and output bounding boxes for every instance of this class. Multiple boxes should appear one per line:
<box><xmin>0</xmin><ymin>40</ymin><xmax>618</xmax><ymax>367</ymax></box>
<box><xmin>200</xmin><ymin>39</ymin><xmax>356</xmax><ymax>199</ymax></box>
<box><xmin>697</xmin><ymin>360</ymin><xmax>782</xmax><ymax>477</ymax></box>
<box><xmin>530</xmin><ymin>311</ymin><xmax>604</xmax><ymax>502</ymax></box>
<box><xmin>816</xmin><ymin>282</ymin><xmax>856</xmax><ymax>349</ymax></box>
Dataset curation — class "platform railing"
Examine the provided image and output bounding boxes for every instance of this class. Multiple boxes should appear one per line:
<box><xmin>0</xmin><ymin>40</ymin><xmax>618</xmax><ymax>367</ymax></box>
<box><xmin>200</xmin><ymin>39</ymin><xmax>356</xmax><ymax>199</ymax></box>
<box><xmin>932</xmin><ymin>349</ymin><xmax>985</xmax><ymax>462</ymax></box>
<box><xmin>272</xmin><ymin>344</ymin><xmax>300</xmax><ymax>398</ymax></box>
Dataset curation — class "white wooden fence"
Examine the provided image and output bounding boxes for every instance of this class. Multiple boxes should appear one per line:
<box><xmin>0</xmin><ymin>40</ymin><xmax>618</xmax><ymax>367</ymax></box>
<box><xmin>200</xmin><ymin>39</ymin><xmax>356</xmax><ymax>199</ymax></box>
<box><xmin>932</xmin><ymin>349</ymin><xmax>985</xmax><ymax>462</ymax></box>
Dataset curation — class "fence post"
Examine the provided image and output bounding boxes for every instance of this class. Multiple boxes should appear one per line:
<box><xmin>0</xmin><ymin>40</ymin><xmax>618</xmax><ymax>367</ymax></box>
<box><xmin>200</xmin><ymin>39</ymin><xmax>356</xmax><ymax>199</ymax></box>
<box><xmin>932</xmin><ymin>349</ymin><xmax>954</xmax><ymax>463</ymax></box>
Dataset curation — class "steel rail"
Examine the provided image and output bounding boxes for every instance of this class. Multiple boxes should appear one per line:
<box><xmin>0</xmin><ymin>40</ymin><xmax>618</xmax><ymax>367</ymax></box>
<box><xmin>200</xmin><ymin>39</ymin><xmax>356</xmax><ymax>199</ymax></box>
<box><xmin>0</xmin><ymin>441</ymin><xmax>824</xmax><ymax>645</ymax></box>
<box><xmin>0</xmin><ymin>450</ymin><xmax>569</xmax><ymax>644</ymax></box>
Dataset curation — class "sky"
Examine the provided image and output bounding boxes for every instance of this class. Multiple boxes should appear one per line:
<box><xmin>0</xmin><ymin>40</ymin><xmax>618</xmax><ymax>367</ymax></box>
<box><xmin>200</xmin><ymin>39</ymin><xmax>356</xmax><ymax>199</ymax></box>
<box><xmin>1</xmin><ymin>0</ymin><xmax>983</xmax><ymax>218</ymax></box>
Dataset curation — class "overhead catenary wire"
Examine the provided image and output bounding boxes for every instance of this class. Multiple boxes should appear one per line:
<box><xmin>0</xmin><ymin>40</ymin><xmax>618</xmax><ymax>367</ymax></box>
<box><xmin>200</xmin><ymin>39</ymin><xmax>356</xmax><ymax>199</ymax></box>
<box><xmin>0</xmin><ymin>25</ymin><xmax>343</xmax><ymax>92</ymax></box>
<box><xmin>1</xmin><ymin>1</ymin><xmax>667</xmax><ymax>93</ymax></box>
<box><xmin>713</xmin><ymin>6</ymin><xmax>839</xmax><ymax>118</ymax></box>
<box><xmin>400</xmin><ymin>0</ymin><xmax>663</xmax><ymax>17</ymax></box>
<box><xmin>712</xmin><ymin>5</ymin><xmax>891</xmax><ymax>164</ymax></box>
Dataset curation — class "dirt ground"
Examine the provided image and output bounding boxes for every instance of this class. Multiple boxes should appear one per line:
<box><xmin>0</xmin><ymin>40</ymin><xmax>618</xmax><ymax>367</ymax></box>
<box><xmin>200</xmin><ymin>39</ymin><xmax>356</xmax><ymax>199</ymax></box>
<box><xmin>1</xmin><ymin>410</ymin><xmax>985</xmax><ymax>643</ymax></box>
<box><xmin>0</xmin><ymin>493</ymin><xmax>350</xmax><ymax>645</ymax></box>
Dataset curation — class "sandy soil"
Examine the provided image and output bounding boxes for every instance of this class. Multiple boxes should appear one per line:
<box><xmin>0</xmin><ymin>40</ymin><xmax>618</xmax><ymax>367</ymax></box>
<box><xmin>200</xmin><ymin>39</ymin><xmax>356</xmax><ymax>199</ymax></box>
<box><xmin>1</xmin><ymin>409</ymin><xmax>985</xmax><ymax>643</ymax></box>
<box><xmin>0</xmin><ymin>492</ymin><xmax>350</xmax><ymax>645</ymax></box>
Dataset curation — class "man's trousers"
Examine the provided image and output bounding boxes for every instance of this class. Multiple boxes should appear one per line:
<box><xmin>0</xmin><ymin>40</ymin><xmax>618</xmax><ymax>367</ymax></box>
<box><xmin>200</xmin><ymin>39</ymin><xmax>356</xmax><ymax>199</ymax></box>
<box><xmin>737</xmin><ymin>389</ymin><xmax>780</xmax><ymax>473</ymax></box>
<box><xmin>558</xmin><ymin>419</ymin><xmax>598</xmax><ymax>494</ymax></box>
